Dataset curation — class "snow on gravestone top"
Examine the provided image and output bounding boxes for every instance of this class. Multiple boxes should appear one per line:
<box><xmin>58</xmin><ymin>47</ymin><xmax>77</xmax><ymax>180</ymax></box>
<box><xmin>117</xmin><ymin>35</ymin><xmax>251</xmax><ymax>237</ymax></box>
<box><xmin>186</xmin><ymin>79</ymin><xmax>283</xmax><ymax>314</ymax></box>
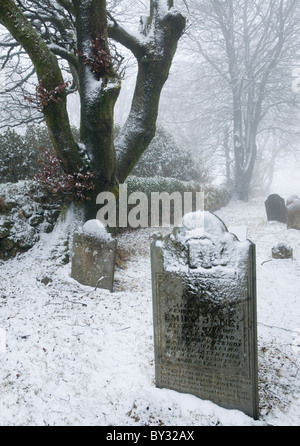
<box><xmin>151</xmin><ymin>211</ymin><xmax>259</xmax><ymax>419</ymax></box>
<box><xmin>287</xmin><ymin>198</ymin><xmax>300</xmax><ymax>211</ymax></box>
<box><xmin>160</xmin><ymin>211</ymin><xmax>251</xmax><ymax>276</ymax></box>
<box><xmin>286</xmin><ymin>195</ymin><xmax>300</xmax><ymax>206</ymax></box>
<box><xmin>81</xmin><ymin>219</ymin><xmax>113</xmax><ymax>241</ymax></box>
<box><xmin>272</xmin><ymin>242</ymin><xmax>293</xmax><ymax>259</ymax></box>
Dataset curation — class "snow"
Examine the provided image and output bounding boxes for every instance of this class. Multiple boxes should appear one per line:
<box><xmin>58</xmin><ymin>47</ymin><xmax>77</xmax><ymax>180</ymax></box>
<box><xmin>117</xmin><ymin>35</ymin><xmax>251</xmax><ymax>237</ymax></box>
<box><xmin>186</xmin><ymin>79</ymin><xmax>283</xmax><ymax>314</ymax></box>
<box><xmin>85</xmin><ymin>69</ymin><xmax>103</xmax><ymax>104</ymax></box>
<box><xmin>0</xmin><ymin>197</ymin><xmax>299</xmax><ymax>426</ymax></box>
<box><xmin>81</xmin><ymin>219</ymin><xmax>113</xmax><ymax>241</ymax></box>
<box><xmin>288</xmin><ymin>199</ymin><xmax>300</xmax><ymax>211</ymax></box>
<box><xmin>159</xmin><ymin>211</ymin><xmax>250</xmax><ymax>283</ymax></box>
<box><xmin>228</xmin><ymin>226</ymin><xmax>248</xmax><ymax>241</ymax></box>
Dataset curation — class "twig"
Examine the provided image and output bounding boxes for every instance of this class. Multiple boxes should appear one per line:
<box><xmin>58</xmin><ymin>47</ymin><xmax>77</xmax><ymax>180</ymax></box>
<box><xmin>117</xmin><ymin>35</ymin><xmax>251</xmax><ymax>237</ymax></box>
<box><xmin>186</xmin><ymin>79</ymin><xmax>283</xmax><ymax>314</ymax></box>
<box><xmin>64</xmin><ymin>299</ymin><xmax>87</xmax><ymax>307</ymax></box>
<box><xmin>261</xmin><ymin>259</ymin><xmax>273</xmax><ymax>266</ymax></box>
<box><xmin>87</xmin><ymin>276</ymin><xmax>107</xmax><ymax>294</ymax></box>
<box><xmin>258</xmin><ymin>321</ymin><xmax>300</xmax><ymax>334</ymax></box>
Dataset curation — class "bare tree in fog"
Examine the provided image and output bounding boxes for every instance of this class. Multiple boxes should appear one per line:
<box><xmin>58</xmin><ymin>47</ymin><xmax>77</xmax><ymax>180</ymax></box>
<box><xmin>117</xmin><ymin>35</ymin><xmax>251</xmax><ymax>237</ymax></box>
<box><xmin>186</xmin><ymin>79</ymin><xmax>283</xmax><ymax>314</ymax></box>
<box><xmin>180</xmin><ymin>0</ymin><xmax>300</xmax><ymax>200</ymax></box>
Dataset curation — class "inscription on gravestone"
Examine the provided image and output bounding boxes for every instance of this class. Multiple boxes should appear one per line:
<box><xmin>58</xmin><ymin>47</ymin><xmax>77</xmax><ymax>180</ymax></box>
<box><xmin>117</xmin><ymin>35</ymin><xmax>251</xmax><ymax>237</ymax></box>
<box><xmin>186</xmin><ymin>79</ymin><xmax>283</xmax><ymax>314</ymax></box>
<box><xmin>151</xmin><ymin>211</ymin><xmax>259</xmax><ymax>419</ymax></box>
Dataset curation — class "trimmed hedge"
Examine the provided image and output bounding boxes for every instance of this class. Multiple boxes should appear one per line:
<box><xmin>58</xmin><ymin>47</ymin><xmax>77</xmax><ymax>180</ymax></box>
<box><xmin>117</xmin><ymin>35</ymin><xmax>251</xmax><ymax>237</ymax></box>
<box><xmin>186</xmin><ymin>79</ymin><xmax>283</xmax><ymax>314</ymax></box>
<box><xmin>106</xmin><ymin>176</ymin><xmax>231</xmax><ymax>232</ymax></box>
<box><xmin>125</xmin><ymin>176</ymin><xmax>230</xmax><ymax>213</ymax></box>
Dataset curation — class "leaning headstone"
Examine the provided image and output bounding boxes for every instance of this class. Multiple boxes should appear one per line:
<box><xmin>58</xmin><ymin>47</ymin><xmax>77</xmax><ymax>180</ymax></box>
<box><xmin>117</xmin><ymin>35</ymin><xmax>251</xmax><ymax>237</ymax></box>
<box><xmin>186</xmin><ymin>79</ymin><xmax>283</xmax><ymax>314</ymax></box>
<box><xmin>286</xmin><ymin>199</ymin><xmax>300</xmax><ymax>231</ymax></box>
<box><xmin>71</xmin><ymin>219</ymin><xmax>116</xmax><ymax>292</ymax></box>
<box><xmin>265</xmin><ymin>194</ymin><xmax>287</xmax><ymax>223</ymax></box>
<box><xmin>272</xmin><ymin>242</ymin><xmax>293</xmax><ymax>259</ymax></box>
<box><xmin>151</xmin><ymin>211</ymin><xmax>259</xmax><ymax>419</ymax></box>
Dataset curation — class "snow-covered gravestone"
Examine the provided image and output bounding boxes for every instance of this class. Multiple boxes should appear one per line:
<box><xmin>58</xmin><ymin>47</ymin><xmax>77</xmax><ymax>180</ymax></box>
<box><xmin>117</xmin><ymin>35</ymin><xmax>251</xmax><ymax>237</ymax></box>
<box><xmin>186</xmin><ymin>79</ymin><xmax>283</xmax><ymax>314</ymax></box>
<box><xmin>272</xmin><ymin>242</ymin><xmax>293</xmax><ymax>259</ymax></box>
<box><xmin>151</xmin><ymin>211</ymin><xmax>259</xmax><ymax>419</ymax></box>
<box><xmin>71</xmin><ymin>220</ymin><xmax>116</xmax><ymax>292</ymax></box>
<box><xmin>286</xmin><ymin>198</ymin><xmax>300</xmax><ymax>231</ymax></box>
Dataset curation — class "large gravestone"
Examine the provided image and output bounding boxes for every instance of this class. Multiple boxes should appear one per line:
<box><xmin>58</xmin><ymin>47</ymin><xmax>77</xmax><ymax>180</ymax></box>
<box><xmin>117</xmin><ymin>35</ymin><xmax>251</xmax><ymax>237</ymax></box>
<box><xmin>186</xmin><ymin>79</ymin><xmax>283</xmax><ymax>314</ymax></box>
<box><xmin>71</xmin><ymin>219</ymin><xmax>116</xmax><ymax>292</ymax></box>
<box><xmin>265</xmin><ymin>194</ymin><xmax>287</xmax><ymax>223</ymax></box>
<box><xmin>151</xmin><ymin>211</ymin><xmax>259</xmax><ymax>419</ymax></box>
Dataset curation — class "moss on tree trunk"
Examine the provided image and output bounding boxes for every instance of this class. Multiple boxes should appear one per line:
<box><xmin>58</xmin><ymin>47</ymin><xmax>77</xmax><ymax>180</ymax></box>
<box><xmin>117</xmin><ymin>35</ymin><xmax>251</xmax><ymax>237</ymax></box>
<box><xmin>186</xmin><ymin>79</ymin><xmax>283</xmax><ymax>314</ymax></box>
<box><xmin>0</xmin><ymin>0</ymin><xmax>84</xmax><ymax>174</ymax></box>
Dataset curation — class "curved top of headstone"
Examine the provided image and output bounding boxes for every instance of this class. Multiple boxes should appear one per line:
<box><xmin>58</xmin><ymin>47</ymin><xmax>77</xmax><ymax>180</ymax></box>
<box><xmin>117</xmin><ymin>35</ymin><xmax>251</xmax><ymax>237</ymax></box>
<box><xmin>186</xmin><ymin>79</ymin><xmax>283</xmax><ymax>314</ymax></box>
<box><xmin>81</xmin><ymin>219</ymin><xmax>113</xmax><ymax>241</ymax></box>
<box><xmin>156</xmin><ymin>211</ymin><xmax>251</xmax><ymax>273</ymax></box>
<box><xmin>265</xmin><ymin>193</ymin><xmax>283</xmax><ymax>201</ymax></box>
<box><xmin>179</xmin><ymin>210</ymin><xmax>228</xmax><ymax>240</ymax></box>
<box><xmin>173</xmin><ymin>210</ymin><xmax>239</xmax><ymax>247</ymax></box>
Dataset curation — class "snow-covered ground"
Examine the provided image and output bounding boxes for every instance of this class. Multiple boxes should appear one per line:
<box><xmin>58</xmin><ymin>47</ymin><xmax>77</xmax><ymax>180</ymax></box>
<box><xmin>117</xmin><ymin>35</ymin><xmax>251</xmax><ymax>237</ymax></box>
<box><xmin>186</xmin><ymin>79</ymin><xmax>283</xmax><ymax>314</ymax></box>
<box><xmin>0</xmin><ymin>197</ymin><xmax>299</xmax><ymax>426</ymax></box>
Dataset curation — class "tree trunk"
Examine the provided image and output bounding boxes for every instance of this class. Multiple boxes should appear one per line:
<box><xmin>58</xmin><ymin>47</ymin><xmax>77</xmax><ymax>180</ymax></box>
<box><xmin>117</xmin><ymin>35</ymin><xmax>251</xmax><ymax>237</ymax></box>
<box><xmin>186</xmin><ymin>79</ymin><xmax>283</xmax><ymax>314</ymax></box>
<box><xmin>0</xmin><ymin>0</ymin><xmax>84</xmax><ymax>175</ymax></box>
<box><xmin>223</xmin><ymin>127</ymin><xmax>232</xmax><ymax>189</ymax></box>
<box><xmin>73</xmin><ymin>0</ymin><xmax>121</xmax><ymax>219</ymax></box>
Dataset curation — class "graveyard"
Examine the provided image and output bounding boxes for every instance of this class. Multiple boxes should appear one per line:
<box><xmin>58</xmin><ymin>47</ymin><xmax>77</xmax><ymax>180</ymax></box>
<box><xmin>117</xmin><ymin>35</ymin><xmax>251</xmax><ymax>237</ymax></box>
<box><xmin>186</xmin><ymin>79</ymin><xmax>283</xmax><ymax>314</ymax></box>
<box><xmin>0</xmin><ymin>0</ymin><xmax>300</xmax><ymax>429</ymax></box>
<box><xmin>0</xmin><ymin>195</ymin><xmax>299</xmax><ymax>426</ymax></box>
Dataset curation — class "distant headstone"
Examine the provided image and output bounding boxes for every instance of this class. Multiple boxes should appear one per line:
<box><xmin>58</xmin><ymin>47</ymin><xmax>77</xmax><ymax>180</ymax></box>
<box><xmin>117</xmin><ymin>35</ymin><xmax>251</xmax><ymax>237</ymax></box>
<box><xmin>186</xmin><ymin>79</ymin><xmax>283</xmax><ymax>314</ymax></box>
<box><xmin>71</xmin><ymin>219</ymin><xmax>116</xmax><ymax>292</ymax></box>
<box><xmin>287</xmin><ymin>199</ymin><xmax>300</xmax><ymax>231</ymax></box>
<box><xmin>286</xmin><ymin>195</ymin><xmax>300</xmax><ymax>207</ymax></box>
<box><xmin>265</xmin><ymin>194</ymin><xmax>287</xmax><ymax>223</ymax></box>
<box><xmin>272</xmin><ymin>242</ymin><xmax>293</xmax><ymax>259</ymax></box>
<box><xmin>151</xmin><ymin>211</ymin><xmax>259</xmax><ymax>419</ymax></box>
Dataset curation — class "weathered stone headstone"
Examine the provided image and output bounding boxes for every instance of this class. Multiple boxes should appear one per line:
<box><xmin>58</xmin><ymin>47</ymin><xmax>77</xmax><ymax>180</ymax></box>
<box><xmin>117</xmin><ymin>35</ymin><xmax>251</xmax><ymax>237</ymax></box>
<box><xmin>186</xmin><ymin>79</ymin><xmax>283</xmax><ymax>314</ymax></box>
<box><xmin>151</xmin><ymin>211</ymin><xmax>259</xmax><ymax>419</ymax></box>
<box><xmin>272</xmin><ymin>242</ymin><xmax>293</xmax><ymax>259</ymax></box>
<box><xmin>286</xmin><ymin>199</ymin><xmax>300</xmax><ymax>230</ymax></box>
<box><xmin>265</xmin><ymin>194</ymin><xmax>287</xmax><ymax>223</ymax></box>
<box><xmin>71</xmin><ymin>219</ymin><xmax>116</xmax><ymax>292</ymax></box>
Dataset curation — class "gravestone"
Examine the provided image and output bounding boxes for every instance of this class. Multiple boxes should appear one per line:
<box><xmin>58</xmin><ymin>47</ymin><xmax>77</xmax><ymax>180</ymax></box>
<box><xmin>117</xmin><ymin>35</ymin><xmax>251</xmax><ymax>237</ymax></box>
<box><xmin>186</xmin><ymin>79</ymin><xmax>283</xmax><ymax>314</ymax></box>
<box><xmin>151</xmin><ymin>211</ymin><xmax>259</xmax><ymax>419</ymax></box>
<box><xmin>265</xmin><ymin>194</ymin><xmax>287</xmax><ymax>223</ymax></box>
<box><xmin>286</xmin><ymin>199</ymin><xmax>300</xmax><ymax>230</ymax></box>
<box><xmin>286</xmin><ymin>195</ymin><xmax>299</xmax><ymax>207</ymax></box>
<box><xmin>272</xmin><ymin>242</ymin><xmax>293</xmax><ymax>259</ymax></box>
<box><xmin>71</xmin><ymin>219</ymin><xmax>116</xmax><ymax>292</ymax></box>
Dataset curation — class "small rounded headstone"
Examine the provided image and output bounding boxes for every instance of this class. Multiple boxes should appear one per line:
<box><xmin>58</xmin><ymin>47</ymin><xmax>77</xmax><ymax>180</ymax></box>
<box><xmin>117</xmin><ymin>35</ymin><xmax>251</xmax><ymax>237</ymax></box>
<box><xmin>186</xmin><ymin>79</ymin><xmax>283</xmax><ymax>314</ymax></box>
<box><xmin>82</xmin><ymin>219</ymin><xmax>112</xmax><ymax>241</ymax></box>
<box><xmin>272</xmin><ymin>242</ymin><xmax>293</xmax><ymax>259</ymax></box>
